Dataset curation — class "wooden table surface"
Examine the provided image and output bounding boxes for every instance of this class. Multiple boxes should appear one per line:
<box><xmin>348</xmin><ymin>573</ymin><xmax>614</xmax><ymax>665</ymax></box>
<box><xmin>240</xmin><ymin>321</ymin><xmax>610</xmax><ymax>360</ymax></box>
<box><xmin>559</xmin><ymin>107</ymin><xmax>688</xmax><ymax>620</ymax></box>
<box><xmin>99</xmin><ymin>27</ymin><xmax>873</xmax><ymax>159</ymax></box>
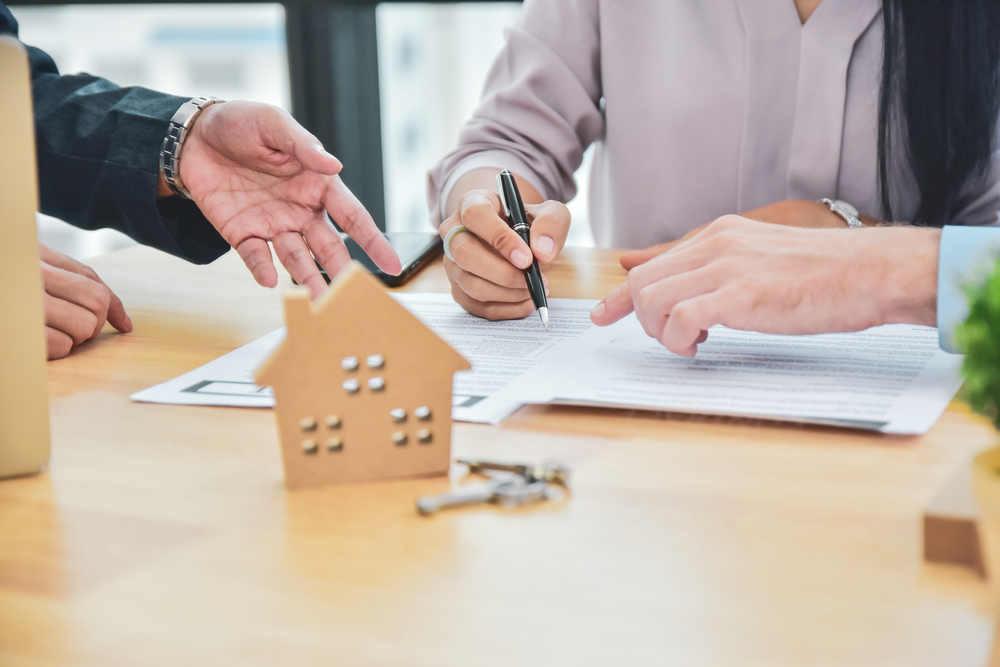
<box><xmin>2</xmin><ymin>245</ymin><xmax>998</xmax><ymax>667</ymax></box>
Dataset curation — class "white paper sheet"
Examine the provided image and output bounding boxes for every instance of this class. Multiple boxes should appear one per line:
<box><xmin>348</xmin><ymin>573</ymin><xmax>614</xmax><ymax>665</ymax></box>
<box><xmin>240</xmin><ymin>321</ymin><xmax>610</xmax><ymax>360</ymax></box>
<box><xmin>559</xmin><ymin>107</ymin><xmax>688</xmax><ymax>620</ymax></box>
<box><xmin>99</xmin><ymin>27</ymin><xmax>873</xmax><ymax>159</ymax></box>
<box><xmin>395</xmin><ymin>295</ymin><xmax>621</xmax><ymax>422</ymax></box>
<box><xmin>130</xmin><ymin>294</ymin><xmax>619</xmax><ymax>423</ymax></box>
<box><xmin>478</xmin><ymin>319</ymin><xmax>963</xmax><ymax>434</ymax></box>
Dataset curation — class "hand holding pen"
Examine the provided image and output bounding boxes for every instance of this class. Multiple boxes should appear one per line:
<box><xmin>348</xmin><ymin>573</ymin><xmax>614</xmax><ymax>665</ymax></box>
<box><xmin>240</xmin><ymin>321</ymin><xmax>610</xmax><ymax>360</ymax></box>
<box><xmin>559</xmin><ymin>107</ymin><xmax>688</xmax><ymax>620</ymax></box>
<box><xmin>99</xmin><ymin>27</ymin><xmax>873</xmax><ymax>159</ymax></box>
<box><xmin>436</xmin><ymin>167</ymin><xmax>570</xmax><ymax>323</ymax></box>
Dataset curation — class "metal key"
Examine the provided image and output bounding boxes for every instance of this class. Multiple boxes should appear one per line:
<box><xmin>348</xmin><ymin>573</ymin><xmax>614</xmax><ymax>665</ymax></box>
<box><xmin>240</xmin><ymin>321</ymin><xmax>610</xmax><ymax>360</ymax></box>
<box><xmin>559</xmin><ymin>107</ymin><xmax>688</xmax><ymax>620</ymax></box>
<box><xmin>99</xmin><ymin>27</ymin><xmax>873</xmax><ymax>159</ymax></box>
<box><xmin>416</xmin><ymin>476</ymin><xmax>550</xmax><ymax>516</ymax></box>
<box><xmin>457</xmin><ymin>458</ymin><xmax>571</xmax><ymax>486</ymax></box>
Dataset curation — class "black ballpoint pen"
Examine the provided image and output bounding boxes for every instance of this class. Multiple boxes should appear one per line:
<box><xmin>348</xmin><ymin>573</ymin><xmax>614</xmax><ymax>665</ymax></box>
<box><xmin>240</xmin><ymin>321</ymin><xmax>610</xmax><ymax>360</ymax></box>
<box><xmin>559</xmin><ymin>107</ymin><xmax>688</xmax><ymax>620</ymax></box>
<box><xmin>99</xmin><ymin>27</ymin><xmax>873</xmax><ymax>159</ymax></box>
<box><xmin>496</xmin><ymin>169</ymin><xmax>549</xmax><ymax>330</ymax></box>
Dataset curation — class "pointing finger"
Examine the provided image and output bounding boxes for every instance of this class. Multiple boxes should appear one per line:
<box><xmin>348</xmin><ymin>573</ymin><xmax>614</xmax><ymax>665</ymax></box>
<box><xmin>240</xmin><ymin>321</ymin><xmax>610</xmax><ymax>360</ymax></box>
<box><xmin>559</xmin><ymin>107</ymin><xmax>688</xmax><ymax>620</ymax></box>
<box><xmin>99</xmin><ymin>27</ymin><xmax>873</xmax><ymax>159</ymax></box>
<box><xmin>325</xmin><ymin>175</ymin><xmax>401</xmax><ymax>276</ymax></box>
<box><xmin>591</xmin><ymin>281</ymin><xmax>634</xmax><ymax>326</ymax></box>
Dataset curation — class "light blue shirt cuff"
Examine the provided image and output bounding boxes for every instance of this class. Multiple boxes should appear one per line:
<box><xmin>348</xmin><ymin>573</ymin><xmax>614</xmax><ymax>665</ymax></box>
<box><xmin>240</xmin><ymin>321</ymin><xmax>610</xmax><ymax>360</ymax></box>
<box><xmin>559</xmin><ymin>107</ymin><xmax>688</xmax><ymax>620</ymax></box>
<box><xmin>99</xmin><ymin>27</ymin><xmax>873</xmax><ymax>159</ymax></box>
<box><xmin>938</xmin><ymin>225</ymin><xmax>1000</xmax><ymax>353</ymax></box>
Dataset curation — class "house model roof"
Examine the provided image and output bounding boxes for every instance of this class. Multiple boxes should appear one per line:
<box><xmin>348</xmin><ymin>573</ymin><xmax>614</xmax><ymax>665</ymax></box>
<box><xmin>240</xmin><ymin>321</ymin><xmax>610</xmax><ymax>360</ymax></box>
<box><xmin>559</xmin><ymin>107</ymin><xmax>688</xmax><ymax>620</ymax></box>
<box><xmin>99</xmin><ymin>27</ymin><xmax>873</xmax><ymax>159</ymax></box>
<box><xmin>255</xmin><ymin>261</ymin><xmax>470</xmax><ymax>397</ymax></box>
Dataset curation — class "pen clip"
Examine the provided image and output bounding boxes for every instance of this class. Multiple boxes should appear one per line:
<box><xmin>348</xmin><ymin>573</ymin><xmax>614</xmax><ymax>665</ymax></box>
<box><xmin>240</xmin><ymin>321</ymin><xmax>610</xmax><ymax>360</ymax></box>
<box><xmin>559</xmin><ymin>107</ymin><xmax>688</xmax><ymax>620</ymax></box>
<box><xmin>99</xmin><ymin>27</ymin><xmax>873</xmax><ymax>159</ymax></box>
<box><xmin>496</xmin><ymin>170</ymin><xmax>513</xmax><ymax>220</ymax></box>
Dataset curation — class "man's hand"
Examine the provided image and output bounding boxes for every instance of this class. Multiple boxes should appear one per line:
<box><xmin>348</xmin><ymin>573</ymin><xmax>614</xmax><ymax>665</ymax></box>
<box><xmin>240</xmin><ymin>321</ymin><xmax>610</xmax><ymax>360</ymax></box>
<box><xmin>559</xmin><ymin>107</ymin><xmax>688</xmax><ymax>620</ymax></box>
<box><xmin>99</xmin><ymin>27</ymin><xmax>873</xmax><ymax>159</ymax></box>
<box><xmin>438</xmin><ymin>169</ymin><xmax>568</xmax><ymax>320</ymax></box>
<box><xmin>174</xmin><ymin>101</ymin><xmax>402</xmax><ymax>298</ymax></box>
<box><xmin>619</xmin><ymin>199</ymin><xmax>874</xmax><ymax>270</ymax></box>
<box><xmin>591</xmin><ymin>216</ymin><xmax>940</xmax><ymax>357</ymax></box>
<box><xmin>40</xmin><ymin>243</ymin><xmax>132</xmax><ymax>360</ymax></box>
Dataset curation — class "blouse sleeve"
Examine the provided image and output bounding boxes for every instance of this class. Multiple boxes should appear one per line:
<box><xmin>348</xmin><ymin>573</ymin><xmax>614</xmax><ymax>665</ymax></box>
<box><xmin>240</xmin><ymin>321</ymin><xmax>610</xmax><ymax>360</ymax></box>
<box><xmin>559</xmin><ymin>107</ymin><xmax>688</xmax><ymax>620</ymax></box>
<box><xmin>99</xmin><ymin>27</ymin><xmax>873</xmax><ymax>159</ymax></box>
<box><xmin>426</xmin><ymin>0</ymin><xmax>605</xmax><ymax>226</ymax></box>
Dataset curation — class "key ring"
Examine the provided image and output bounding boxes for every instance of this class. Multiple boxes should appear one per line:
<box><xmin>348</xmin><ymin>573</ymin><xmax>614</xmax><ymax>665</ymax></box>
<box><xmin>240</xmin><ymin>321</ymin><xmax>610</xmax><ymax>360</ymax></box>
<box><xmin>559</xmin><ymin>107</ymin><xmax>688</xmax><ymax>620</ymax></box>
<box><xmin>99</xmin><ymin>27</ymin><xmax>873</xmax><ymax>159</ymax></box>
<box><xmin>443</xmin><ymin>224</ymin><xmax>468</xmax><ymax>263</ymax></box>
<box><xmin>492</xmin><ymin>478</ymin><xmax>550</xmax><ymax>507</ymax></box>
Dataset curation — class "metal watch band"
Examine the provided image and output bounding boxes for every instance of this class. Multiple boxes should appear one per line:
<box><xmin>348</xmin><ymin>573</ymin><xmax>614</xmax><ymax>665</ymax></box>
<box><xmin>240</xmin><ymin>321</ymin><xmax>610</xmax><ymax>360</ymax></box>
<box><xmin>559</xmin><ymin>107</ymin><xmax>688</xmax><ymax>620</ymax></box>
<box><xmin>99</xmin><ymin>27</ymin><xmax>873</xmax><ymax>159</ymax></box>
<box><xmin>159</xmin><ymin>95</ymin><xmax>224</xmax><ymax>200</ymax></box>
<box><xmin>818</xmin><ymin>198</ymin><xmax>863</xmax><ymax>229</ymax></box>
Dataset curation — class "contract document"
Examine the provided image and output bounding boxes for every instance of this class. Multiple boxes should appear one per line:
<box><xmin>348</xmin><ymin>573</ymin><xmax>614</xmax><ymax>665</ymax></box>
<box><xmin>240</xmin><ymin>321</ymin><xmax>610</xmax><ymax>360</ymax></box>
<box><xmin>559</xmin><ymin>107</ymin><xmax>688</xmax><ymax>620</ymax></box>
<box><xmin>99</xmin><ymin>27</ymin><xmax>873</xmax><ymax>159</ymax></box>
<box><xmin>130</xmin><ymin>294</ymin><xmax>618</xmax><ymax>423</ymax></box>
<box><xmin>479</xmin><ymin>321</ymin><xmax>963</xmax><ymax>434</ymax></box>
<box><xmin>131</xmin><ymin>294</ymin><xmax>963</xmax><ymax>434</ymax></box>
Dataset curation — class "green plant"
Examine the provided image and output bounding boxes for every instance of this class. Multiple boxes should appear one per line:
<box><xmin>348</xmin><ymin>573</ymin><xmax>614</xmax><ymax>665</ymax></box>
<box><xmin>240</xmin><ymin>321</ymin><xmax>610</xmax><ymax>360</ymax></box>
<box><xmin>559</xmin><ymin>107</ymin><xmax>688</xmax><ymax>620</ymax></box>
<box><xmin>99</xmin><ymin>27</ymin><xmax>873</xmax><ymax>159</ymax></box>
<box><xmin>956</xmin><ymin>258</ymin><xmax>1000</xmax><ymax>430</ymax></box>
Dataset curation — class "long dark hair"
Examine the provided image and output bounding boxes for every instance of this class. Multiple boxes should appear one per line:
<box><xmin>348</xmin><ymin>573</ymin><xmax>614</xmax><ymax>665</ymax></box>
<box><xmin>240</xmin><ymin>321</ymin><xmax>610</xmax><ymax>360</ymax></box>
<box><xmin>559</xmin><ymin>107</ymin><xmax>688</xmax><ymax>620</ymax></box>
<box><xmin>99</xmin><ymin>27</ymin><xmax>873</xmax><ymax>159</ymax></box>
<box><xmin>879</xmin><ymin>0</ymin><xmax>1000</xmax><ymax>225</ymax></box>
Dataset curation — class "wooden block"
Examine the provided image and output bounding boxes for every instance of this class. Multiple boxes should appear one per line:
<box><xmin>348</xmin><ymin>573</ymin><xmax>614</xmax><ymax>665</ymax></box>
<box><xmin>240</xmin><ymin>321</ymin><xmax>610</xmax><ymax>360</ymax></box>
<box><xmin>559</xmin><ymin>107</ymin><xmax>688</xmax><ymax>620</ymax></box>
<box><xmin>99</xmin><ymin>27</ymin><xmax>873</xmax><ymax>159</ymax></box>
<box><xmin>923</xmin><ymin>460</ymin><xmax>986</xmax><ymax>577</ymax></box>
<box><xmin>256</xmin><ymin>263</ymin><xmax>471</xmax><ymax>489</ymax></box>
<box><xmin>0</xmin><ymin>37</ymin><xmax>50</xmax><ymax>479</ymax></box>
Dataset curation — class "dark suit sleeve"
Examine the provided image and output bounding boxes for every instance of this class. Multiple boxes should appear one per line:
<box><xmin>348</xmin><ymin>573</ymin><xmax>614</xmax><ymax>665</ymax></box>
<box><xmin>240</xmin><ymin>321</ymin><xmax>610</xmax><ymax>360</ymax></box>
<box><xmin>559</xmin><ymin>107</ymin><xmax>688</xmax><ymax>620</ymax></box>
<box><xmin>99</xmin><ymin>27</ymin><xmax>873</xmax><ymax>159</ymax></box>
<box><xmin>1</xmin><ymin>4</ymin><xmax>230</xmax><ymax>264</ymax></box>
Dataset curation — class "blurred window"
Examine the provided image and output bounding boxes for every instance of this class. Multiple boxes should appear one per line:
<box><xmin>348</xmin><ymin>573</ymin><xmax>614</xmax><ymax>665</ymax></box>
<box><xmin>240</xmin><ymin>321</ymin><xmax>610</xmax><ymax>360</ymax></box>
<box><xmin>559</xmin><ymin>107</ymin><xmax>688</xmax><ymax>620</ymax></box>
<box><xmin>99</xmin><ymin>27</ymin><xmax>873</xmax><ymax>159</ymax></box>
<box><xmin>377</xmin><ymin>3</ymin><xmax>593</xmax><ymax>245</ymax></box>
<box><xmin>13</xmin><ymin>3</ymin><xmax>288</xmax><ymax>259</ymax></box>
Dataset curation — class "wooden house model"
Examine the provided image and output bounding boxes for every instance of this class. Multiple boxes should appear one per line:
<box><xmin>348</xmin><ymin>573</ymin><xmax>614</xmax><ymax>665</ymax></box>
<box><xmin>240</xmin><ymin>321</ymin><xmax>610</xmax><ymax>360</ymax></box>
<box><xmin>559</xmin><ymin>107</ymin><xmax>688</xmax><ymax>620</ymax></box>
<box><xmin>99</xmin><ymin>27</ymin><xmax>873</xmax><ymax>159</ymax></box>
<box><xmin>255</xmin><ymin>263</ymin><xmax>470</xmax><ymax>489</ymax></box>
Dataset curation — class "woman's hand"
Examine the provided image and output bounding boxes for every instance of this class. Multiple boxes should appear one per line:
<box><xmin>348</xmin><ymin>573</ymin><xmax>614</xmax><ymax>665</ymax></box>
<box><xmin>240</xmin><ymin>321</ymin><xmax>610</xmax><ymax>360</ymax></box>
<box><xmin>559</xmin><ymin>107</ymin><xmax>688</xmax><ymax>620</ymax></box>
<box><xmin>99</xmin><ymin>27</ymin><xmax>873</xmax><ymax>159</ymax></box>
<box><xmin>591</xmin><ymin>216</ymin><xmax>940</xmax><ymax>357</ymax></box>
<box><xmin>439</xmin><ymin>171</ymin><xmax>569</xmax><ymax>320</ymax></box>
<box><xmin>40</xmin><ymin>244</ymin><xmax>133</xmax><ymax>360</ymax></box>
<box><xmin>619</xmin><ymin>199</ymin><xmax>872</xmax><ymax>270</ymax></box>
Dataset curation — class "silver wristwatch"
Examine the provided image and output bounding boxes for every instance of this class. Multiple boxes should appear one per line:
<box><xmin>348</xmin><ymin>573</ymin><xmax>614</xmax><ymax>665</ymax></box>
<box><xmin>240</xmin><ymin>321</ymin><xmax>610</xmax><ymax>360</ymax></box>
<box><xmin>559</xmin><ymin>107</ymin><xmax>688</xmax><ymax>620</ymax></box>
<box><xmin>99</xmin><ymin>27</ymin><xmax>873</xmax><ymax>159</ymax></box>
<box><xmin>159</xmin><ymin>95</ymin><xmax>225</xmax><ymax>199</ymax></box>
<box><xmin>818</xmin><ymin>198</ymin><xmax>863</xmax><ymax>229</ymax></box>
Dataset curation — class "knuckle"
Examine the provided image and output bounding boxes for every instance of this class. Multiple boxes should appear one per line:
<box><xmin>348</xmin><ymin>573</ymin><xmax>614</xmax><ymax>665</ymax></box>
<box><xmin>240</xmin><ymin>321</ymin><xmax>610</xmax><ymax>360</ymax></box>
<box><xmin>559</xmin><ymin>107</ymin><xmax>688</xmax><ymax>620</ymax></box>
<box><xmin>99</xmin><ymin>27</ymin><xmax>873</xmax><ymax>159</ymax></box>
<box><xmin>97</xmin><ymin>284</ymin><xmax>112</xmax><ymax>309</ymax></box>
<box><xmin>626</xmin><ymin>269</ymin><xmax>650</xmax><ymax>299</ymax></box>
<box><xmin>453</xmin><ymin>271</ymin><xmax>480</xmax><ymax>299</ymax></box>
<box><xmin>52</xmin><ymin>340</ymin><xmax>72</xmax><ymax>359</ymax></box>
<box><xmin>335</xmin><ymin>206</ymin><xmax>366</xmax><ymax>231</ymax></box>
<box><xmin>81</xmin><ymin>265</ymin><xmax>101</xmax><ymax>282</ymax></box>
<box><xmin>497</xmin><ymin>266</ymin><xmax>527</xmax><ymax>289</ymax></box>
<box><xmin>461</xmin><ymin>198</ymin><xmax>497</xmax><ymax>224</ymax></box>
<box><xmin>74</xmin><ymin>314</ymin><xmax>99</xmax><ymax>344</ymax></box>
<box><xmin>284</xmin><ymin>245</ymin><xmax>312</xmax><ymax>268</ymax></box>
<box><xmin>488</xmin><ymin>228</ymin><xmax>518</xmax><ymax>255</ymax></box>
<box><xmin>449</xmin><ymin>233</ymin><xmax>477</xmax><ymax>267</ymax></box>
<box><xmin>671</xmin><ymin>301</ymin><xmax>699</xmax><ymax>328</ymax></box>
<box><xmin>635</xmin><ymin>285</ymin><xmax>657</xmax><ymax>314</ymax></box>
<box><xmin>708</xmin><ymin>230</ymin><xmax>740</xmax><ymax>254</ymax></box>
<box><xmin>713</xmin><ymin>214</ymin><xmax>744</xmax><ymax>230</ymax></box>
<box><xmin>450</xmin><ymin>284</ymin><xmax>485</xmax><ymax>318</ymax></box>
<box><xmin>311</xmin><ymin>238</ymin><xmax>346</xmax><ymax>263</ymax></box>
<box><xmin>47</xmin><ymin>333</ymin><xmax>73</xmax><ymax>360</ymax></box>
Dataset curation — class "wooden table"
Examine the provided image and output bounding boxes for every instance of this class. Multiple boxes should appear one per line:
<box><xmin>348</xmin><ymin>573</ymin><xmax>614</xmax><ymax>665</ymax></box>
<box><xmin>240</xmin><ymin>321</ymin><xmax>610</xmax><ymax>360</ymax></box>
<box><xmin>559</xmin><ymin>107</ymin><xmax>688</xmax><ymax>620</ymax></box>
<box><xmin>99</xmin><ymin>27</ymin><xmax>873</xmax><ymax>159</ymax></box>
<box><xmin>2</xmin><ymin>245</ymin><xmax>998</xmax><ymax>666</ymax></box>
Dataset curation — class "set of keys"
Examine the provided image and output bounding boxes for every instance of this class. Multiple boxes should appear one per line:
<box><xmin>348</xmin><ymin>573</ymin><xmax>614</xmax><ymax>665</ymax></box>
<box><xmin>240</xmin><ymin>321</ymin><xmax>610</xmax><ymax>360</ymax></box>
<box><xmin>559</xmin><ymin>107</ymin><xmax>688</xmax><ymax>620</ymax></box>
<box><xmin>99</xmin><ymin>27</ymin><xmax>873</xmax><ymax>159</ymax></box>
<box><xmin>415</xmin><ymin>458</ymin><xmax>570</xmax><ymax>516</ymax></box>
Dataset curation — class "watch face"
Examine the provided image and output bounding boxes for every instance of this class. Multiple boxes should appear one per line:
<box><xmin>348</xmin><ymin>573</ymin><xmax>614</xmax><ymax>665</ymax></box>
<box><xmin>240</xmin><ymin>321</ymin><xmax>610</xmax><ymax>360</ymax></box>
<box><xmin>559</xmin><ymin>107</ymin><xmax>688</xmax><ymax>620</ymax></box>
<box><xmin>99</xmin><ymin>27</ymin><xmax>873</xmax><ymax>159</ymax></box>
<box><xmin>834</xmin><ymin>200</ymin><xmax>859</xmax><ymax>217</ymax></box>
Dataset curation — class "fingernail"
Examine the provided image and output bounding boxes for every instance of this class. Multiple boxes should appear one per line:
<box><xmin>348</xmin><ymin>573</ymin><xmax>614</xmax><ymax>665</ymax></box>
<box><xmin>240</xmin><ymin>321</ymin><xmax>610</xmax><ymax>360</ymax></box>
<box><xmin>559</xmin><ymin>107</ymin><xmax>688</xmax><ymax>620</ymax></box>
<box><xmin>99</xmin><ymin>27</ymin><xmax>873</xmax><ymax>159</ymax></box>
<box><xmin>545</xmin><ymin>288</ymin><xmax>550</xmax><ymax>296</ymax></box>
<box><xmin>124</xmin><ymin>312</ymin><xmax>134</xmax><ymax>332</ymax></box>
<box><xmin>535</xmin><ymin>235</ymin><xmax>555</xmax><ymax>257</ymax></box>
<box><xmin>591</xmin><ymin>302</ymin><xmax>605</xmax><ymax>318</ymax></box>
<box><xmin>542</xmin><ymin>274</ymin><xmax>549</xmax><ymax>288</ymax></box>
<box><xmin>511</xmin><ymin>249</ymin><xmax>530</xmax><ymax>268</ymax></box>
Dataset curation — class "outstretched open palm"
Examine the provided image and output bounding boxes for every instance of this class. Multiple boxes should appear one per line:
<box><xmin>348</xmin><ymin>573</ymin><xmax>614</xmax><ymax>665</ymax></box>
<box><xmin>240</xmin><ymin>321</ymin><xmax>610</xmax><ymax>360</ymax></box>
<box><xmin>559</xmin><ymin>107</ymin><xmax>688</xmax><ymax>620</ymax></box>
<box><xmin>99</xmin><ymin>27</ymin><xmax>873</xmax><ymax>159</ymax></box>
<box><xmin>177</xmin><ymin>100</ymin><xmax>401</xmax><ymax>297</ymax></box>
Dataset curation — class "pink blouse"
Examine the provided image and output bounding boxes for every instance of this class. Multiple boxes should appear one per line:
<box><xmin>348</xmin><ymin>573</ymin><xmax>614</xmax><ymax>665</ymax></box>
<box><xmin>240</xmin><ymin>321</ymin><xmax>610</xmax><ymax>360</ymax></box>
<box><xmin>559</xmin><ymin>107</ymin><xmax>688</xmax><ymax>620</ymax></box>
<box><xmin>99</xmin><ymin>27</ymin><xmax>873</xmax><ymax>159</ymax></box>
<box><xmin>427</xmin><ymin>0</ymin><xmax>1000</xmax><ymax>248</ymax></box>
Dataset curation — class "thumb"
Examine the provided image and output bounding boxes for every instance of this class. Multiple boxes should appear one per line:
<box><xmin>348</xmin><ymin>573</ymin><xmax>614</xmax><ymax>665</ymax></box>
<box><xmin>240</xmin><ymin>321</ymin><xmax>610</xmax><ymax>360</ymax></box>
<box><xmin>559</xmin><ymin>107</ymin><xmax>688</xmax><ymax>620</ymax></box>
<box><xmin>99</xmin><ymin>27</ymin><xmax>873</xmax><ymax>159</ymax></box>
<box><xmin>255</xmin><ymin>104</ymin><xmax>342</xmax><ymax>175</ymax></box>
<box><xmin>294</xmin><ymin>141</ymin><xmax>343</xmax><ymax>177</ymax></box>
<box><xmin>621</xmin><ymin>222</ymin><xmax>710</xmax><ymax>270</ymax></box>
<box><xmin>526</xmin><ymin>201</ymin><xmax>571</xmax><ymax>264</ymax></box>
<box><xmin>620</xmin><ymin>241</ymin><xmax>676</xmax><ymax>270</ymax></box>
<box><xmin>590</xmin><ymin>281</ymin><xmax>634</xmax><ymax>326</ymax></box>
